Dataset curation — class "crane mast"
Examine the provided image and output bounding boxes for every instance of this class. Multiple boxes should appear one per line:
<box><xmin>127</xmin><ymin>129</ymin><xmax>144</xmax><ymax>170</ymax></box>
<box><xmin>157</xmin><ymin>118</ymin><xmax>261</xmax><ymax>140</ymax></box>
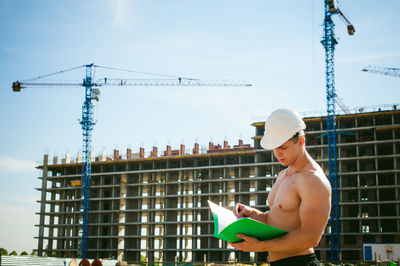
<box><xmin>79</xmin><ymin>64</ymin><xmax>96</xmax><ymax>258</ymax></box>
<box><xmin>322</xmin><ymin>0</ymin><xmax>355</xmax><ymax>261</ymax></box>
<box><xmin>322</xmin><ymin>2</ymin><xmax>340</xmax><ymax>261</ymax></box>
<box><xmin>12</xmin><ymin>64</ymin><xmax>251</xmax><ymax>259</ymax></box>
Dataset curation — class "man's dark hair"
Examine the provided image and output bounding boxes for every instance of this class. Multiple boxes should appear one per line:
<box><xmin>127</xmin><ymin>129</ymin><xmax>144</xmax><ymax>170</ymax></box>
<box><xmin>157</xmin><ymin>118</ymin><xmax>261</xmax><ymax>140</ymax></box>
<box><xmin>291</xmin><ymin>130</ymin><xmax>305</xmax><ymax>144</ymax></box>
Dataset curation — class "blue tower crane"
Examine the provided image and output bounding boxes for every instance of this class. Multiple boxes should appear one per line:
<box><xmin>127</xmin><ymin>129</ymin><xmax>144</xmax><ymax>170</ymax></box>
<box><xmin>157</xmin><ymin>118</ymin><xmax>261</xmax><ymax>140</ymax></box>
<box><xmin>362</xmin><ymin>65</ymin><xmax>400</xmax><ymax>78</ymax></box>
<box><xmin>321</xmin><ymin>0</ymin><xmax>355</xmax><ymax>261</ymax></box>
<box><xmin>80</xmin><ymin>64</ymin><xmax>96</xmax><ymax>258</ymax></box>
<box><xmin>12</xmin><ymin>64</ymin><xmax>251</xmax><ymax>259</ymax></box>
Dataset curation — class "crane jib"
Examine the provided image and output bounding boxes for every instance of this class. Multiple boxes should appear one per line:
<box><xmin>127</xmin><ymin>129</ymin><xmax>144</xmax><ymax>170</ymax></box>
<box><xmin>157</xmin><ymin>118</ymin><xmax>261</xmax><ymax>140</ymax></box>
<box><xmin>11</xmin><ymin>64</ymin><xmax>252</xmax><ymax>258</ymax></box>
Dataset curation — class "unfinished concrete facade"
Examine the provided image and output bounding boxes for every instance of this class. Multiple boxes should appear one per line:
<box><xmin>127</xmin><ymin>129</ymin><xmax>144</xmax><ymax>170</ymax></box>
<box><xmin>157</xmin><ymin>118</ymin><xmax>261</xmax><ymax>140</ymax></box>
<box><xmin>36</xmin><ymin>106</ymin><xmax>400</xmax><ymax>263</ymax></box>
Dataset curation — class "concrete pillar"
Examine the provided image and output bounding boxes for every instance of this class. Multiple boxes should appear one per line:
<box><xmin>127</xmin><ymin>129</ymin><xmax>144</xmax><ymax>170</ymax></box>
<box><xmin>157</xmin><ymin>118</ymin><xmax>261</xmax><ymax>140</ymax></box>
<box><xmin>48</xmin><ymin>179</ymin><xmax>57</xmax><ymax>253</ymax></box>
<box><xmin>114</xmin><ymin>149</ymin><xmax>120</xmax><ymax>160</ymax></box>
<box><xmin>118</xmin><ymin>174</ymin><xmax>127</xmax><ymax>262</ymax></box>
<box><xmin>193</xmin><ymin>143</ymin><xmax>199</xmax><ymax>154</ymax></box>
<box><xmin>165</xmin><ymin>145</ymin><xmax>172</xmax><ymax>156</ymax></box>
<box><xmin>209</xmin><ymin>142</ymin><xmax>214</xmax><ymax>151</ymax></box>
<box><xmin>151</xmin><ymin>146</ymin><xmax>158</xmax><ymax>157</ymax></box>
<box><xmin>38</xmin><ymin>154</ymin><xmax>49</xmax><ymax>256</ymax></box>
<box><xmin>223</xmin><ymin>140</ymin><xmax>229</xmax><ymax>149</ymax></box>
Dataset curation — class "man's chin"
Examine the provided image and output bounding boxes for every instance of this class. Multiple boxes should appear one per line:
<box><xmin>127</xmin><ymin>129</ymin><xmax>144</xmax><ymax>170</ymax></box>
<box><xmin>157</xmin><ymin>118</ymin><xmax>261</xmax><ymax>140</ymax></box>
<box><xmin>279</xmin><ymin>161</ymin><xmax>289</xmax><ymax>166</ymax></box>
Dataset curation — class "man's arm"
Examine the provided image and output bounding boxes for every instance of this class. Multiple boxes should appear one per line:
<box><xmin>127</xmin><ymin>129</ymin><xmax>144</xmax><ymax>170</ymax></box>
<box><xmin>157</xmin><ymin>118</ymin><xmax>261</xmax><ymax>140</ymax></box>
<box><xmin>230</xmin><ymin>173</ymin><xmax>331</xmax><ymax>252</ymax></box>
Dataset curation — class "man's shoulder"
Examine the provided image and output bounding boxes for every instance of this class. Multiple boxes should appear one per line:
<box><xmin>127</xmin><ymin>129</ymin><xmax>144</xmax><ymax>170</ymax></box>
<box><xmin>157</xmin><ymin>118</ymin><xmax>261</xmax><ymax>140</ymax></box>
<box><xmin>303</xmin><ymin>168</ymin><xmax>325</xmax><ymax>178</ymax></box>
<box><xmin>300</xmin><ymin>159</ymin><xmax>327</xmax><ymax>179</ymax></box>
<box><xmin>295</xmin><ymin>168</ymin><xmax>331</xmax><ymax>191</ymax></box>
<box><xmin>295</xmin><ymin>170</ymin><xmax>331</xmax><ymax>206</ymax></box>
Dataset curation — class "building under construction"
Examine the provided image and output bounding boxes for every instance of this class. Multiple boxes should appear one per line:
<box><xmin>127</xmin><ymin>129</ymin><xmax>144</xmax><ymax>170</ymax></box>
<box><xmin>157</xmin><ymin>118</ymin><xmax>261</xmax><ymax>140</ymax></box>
<box><xmin>36</xmin><ymin>105</ymin><xmax>400</xmax><ymax>263</ymax></box>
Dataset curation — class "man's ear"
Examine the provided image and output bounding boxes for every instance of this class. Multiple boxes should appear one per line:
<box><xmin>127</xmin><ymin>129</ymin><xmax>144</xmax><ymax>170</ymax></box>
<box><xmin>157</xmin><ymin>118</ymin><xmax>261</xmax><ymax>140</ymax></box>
<box><xmin>299</xmin><ymin>136</ymin><xmax>305</xmax><ymax>146</ymax></box>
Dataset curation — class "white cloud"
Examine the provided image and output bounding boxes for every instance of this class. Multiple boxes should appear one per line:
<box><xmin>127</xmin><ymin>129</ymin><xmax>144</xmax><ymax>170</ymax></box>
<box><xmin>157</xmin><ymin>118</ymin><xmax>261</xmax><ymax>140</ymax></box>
<box><xmin>0</xmin><ymin>204</ymin><xmax>36</xmax><ymax>254</ymax></box>
<box><xmin>8</xmin><ymin>195</ymin><xmax>38</xmax><ymax>205</ymax></box>
<box><xmin>109</xmin><ymin>0</ymin><xmax>138</xmax><ymax>28</ymax></box>
<box><xmin>0</xmin><ymin>157</ymin><xmax>37</xmax><ymax>173</ymax></box>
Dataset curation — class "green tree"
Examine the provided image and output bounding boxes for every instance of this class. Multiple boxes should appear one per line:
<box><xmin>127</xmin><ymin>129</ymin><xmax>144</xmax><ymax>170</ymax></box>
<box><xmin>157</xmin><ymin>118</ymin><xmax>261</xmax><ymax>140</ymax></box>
<box><xmin>0</xmin><ymin>248</ymin><xmax>8</xmax><ymax>256</ymax></box>
<box><xmin>20</xmin><ymin>251</ymin><xmax>28</xmax><ymax>256</ymax></box>
<box><xmin>30</xmin><ymin>250</ymin><xmax>37</xmax><ymax>256</ymax></box>
<box><xmin>140</xmin><ymin>255</ymin><xmax>147</xmax><ymax>266</ymax></box>
<box><xmin>9</xmin><ymin>250</ymin><xmax>17</xmax><ymax>256</ymax></box>
<box><xmin>43</xmin><ymin>245</ymin><xmax>49</xmax><ymax>257</ymax></box>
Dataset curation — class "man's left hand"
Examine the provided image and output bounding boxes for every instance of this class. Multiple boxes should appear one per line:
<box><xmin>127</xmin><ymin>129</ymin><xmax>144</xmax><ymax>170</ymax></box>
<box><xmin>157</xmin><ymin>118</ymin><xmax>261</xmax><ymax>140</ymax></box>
<box><xmin>228</xmin><ymin>234</ymin><xmax>266</xmax><ymax>252</ymax></box>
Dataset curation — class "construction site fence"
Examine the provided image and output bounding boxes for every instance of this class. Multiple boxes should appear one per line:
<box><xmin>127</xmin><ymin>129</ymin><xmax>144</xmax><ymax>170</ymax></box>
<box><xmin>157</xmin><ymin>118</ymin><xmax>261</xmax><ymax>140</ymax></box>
<box><xmin>0</xmin><ymin>255</ymin><xmax>118</xmax><ymax>266</ymax></box>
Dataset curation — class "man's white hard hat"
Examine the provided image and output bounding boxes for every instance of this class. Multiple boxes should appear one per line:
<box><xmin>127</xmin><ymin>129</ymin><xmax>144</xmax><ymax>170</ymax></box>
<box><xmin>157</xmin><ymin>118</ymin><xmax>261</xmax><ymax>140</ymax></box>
<box><xmin>260</xmin><ymin>108</ymin><xmax>306</xmax><ymax>150</ymax></box>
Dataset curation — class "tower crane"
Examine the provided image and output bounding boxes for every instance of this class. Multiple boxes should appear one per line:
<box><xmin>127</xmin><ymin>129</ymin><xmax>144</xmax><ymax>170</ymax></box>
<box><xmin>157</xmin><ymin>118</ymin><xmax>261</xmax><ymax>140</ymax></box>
<box><xmin>12</xmin><ymin>63</ymin><xmax>251</xmax><ymax>259</ymax></box>
<box><xmin>362</xmin><ymin>65</ymin><xmax>400</xmax><ymax>78</ymax></box>
<box><xmin>334</xmin><ymin>93</ymin><xmax>350</xmax><ymax>114</ymax></box>
<box><xmin>321</xmin><ymin>0</ymin><xmax>355</xmax><ymax>261</ymax></box>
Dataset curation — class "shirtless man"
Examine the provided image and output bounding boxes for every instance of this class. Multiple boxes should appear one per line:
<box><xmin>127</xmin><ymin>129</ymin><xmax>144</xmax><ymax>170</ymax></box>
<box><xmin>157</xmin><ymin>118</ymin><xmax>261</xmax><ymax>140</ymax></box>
<box><xmin>229</xmin><ymin>109</ymin><xmax>331</xmax><ymax>266</ymax></box>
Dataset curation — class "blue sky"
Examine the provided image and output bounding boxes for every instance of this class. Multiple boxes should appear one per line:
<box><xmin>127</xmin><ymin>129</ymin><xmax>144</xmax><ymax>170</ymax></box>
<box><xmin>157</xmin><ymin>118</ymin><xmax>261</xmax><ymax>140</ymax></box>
<box><xmin>0</xmin><ymin>0</ymin><xmax>399</xmax><ymax>254</ymax></box>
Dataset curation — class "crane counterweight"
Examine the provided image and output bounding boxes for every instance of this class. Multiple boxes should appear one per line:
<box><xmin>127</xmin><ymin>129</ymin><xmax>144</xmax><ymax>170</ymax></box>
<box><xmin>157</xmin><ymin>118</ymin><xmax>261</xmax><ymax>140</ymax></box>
<box><xmin>12</xmin><ymin>81</ymin><xmax>22</xmax><ymax>92</ymax></box>
<box><xmin>347</xmin><ymin>25</ymin><xmax>355</xmax><ymax>35</ymax></box>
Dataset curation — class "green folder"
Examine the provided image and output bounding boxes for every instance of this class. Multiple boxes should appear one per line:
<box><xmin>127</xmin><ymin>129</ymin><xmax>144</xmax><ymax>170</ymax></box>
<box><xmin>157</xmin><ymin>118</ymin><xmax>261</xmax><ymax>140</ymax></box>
<box><xmin>208</xmin><ymin>200</ymin><xmax>288</xmax><ymax>243</ymax></box>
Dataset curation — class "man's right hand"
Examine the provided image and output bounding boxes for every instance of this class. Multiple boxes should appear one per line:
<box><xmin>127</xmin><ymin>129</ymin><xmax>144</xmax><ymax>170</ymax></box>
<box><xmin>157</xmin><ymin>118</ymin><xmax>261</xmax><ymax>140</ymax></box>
<box><xmin>234</xmin><ymin>203</ymin><xmax>253</xmax><ymax>218</ymax></box>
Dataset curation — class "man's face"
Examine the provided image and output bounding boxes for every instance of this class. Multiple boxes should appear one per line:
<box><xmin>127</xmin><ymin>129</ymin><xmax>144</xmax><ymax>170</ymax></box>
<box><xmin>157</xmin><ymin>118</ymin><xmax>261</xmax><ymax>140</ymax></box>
<box><xmin>272</xmin><ymin>137</ymin><xmax>302</xmax><ymax>166</ymax></box>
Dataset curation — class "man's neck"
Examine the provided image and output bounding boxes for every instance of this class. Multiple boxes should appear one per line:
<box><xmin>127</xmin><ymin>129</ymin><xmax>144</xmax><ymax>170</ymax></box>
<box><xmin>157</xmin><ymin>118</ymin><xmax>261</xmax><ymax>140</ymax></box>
<box><xmin>287</xmin><ymin>149</ymin><xmax>310</xmax><ymax>175</ymax></box>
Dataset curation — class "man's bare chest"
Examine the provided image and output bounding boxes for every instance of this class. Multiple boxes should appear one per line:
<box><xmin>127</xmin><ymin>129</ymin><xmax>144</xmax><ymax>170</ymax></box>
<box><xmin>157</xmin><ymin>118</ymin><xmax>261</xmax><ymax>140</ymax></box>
<box><xmin>267</xmin><ymin>176</ymin><xmax>300</xmax><ymax>212</ymax></box>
